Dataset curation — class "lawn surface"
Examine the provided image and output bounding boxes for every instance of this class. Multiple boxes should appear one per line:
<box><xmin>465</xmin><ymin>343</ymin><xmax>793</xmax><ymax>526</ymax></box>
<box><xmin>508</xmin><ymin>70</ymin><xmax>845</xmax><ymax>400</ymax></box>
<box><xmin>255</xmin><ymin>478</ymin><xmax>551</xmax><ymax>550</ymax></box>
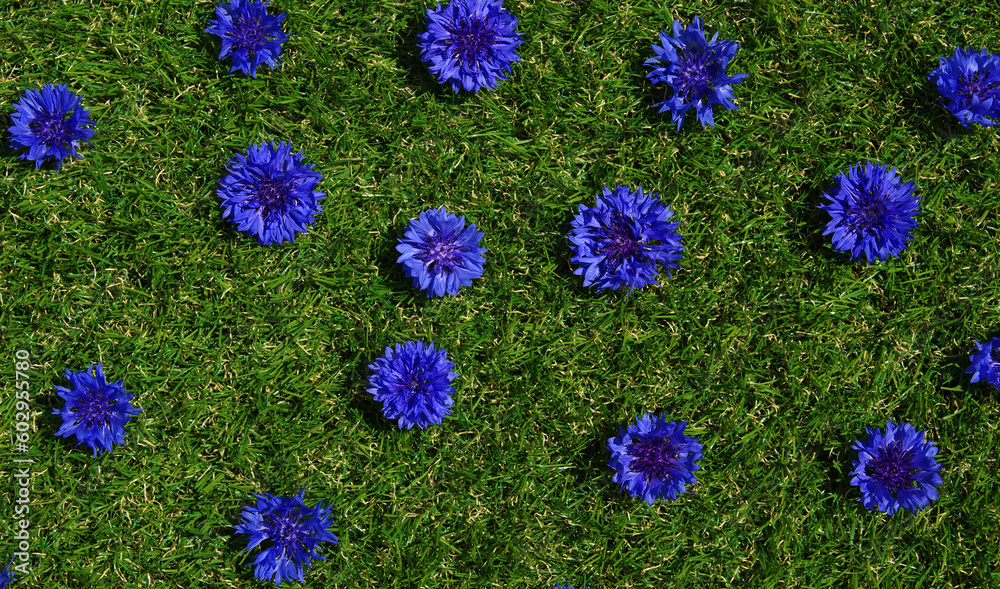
<box><xmin>2</xmin><ymin>0</ymin><xmax>1000</xmax><ymax>587</ymax></box>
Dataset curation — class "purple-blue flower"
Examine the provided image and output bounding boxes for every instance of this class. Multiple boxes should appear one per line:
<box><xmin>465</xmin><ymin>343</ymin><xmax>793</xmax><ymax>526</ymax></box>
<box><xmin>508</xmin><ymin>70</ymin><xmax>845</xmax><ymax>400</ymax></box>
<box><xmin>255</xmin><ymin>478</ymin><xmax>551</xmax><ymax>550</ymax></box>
<box><xmin>607</xmin><ymin>413</ymin><xmax>702</xmax><ymax>505</ymax></box>
<box><xmin>396</xmin><ymin>206</ymin><xmax>487</xmax><ymax>298</ymax></box>
<box><xmin>849</xmin><ymin>420</ymin><xmax>943</xmax><ymax>516</ymax></box>
<box><xmin>568</xmin><ymin>184</ymin><xmax>684</xmax><ymax>294</ymax></box>
<box><xmin>7</xmin><ymin>83</ymin><xmax>94</xmax><ymax>169</ymax></box>
<box><xmin>205</xmin><ymin>0</ymin><xmax>289</xmax><ymax>78</ymax></box>
<box><xmin>367</xmin><ymin>340</ymin><xmax>457</xmax><ymax>430</ymax></box>
<box><xmin>645</xmin><ymin>16</ymin><xmax>749</xmax><ymax>130</ymax></box>
<box><xmin>819</xmin><ymin>162</ymin><xmax>919</xmax><ymax>263</ymax></box>
<box><xmin>234</xmin><ymin>488</ymin><xmax>338</xmax><ymax>586</ymax></box>
<box><xmin>0</xmin><ymin>559</ymin><xmax>15</xmax><ymax>589</ymax></box>
<box><xmin>928</xmin><ymin>47</ymin><xmax>1000</xmax><ymax>128</ymax></box>
<box><xmin>418</xmin><ymin>0</ymin><xmax>524</xmax><ymax>93</ymax></box>
<box><xmin>52</xmin><ymin>363</ymin><xmax>143</xmax><ymax>457</ymax></box>
<box><xmin>218</xmin><ymin>141</ymin><xmax>325</xmax><ymax>246</ymax></box>
<box><xmin>966</xmin><ymin>338</ymin><xmax>1000</xmax><ymax>390</ymax></box>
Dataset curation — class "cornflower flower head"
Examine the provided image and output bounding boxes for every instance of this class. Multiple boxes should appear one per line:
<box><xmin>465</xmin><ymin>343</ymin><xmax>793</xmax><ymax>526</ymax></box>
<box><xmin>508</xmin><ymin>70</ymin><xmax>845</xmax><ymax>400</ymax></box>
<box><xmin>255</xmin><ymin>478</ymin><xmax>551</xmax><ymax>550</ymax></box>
<box><xmin>396</xmin><ymin>206</ymin><xmax>487</xmax><ymax>298</ymax></box>
<box><xmin>418</xmin><ymin>0</ymin><xmax>524</xmax><ymax>93</ymax></box>
<box><xmin>8</xmin><ymin>83</ymin><xmax>94</xmax><ymax>169</ymax></box>
<box><xmin>234</xmin><ymin>488</ymin><xmax>338</xmax><ymax>586</ymax></box>
<box><xmin>966</xmin><ymin>338</ymin><xmax>1000</xmax><ymax>390</ymax></box>
<box><xmin>0</xmin><ymin>559</ymin><xmax>15</xmax><ymax>589</ymax></box>
<box><xmin>206</xmin><ymin>0</ymin><xmax>288</xmax><ymax>78</ymax></box>
<box><xmin>928</xmin><ymin>47</ymin><xmax>1000</xmax><ymax>128</ymax></box>
<box><xmin>607</xmin><ymin>413</ymin><xmax>702</xmax><ymax>505</ymax></box>
<box><xmin>218</xmin><ymin>141</ymin><xmax>325</xmax><ymax>246</ymax></box>
<box><xmin>367</xmin><ymin>340</ymin><xmax>457</xmax><ymax>430</ymax></box>
<box><xmin>52</xmin><ymin>363</ymin><xmax>143</xmax><ymax>457</ymax></box>
<box><xmin>568</xmin><ymin>184</ymin><xmax>683</xmax><ymax>294</ymax></box>
<box><xmin>819</xmin><ymin>161</ymin><xmax>919</xmax><ymax>263</ymax></box>
<box><xmin>645</xmin><ymin>16</ymin><xmax>749</xmax><ymax>130</ymax></box>
<box><xmin>849</xmin><ymin>420</ymin><xmax>943</xmax><ymax>516</ymax></box>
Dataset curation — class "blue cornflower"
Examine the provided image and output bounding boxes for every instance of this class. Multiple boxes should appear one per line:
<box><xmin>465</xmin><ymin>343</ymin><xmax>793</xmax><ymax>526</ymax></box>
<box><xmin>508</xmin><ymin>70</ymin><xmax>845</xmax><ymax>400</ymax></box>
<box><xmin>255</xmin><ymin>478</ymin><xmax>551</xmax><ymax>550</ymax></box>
<box><xmin>396</xmin><ymin>206</ymin><xmax>487</xmax><ymax>298</ymax></box>
<box><xmin>928</xmin><ymin>47</ymin><xmax>1000</xmax><ymax>128</ymax></box>
<box><xmin>218</xmin><ymin>141</ymin><xmax>325</xmax><ymax>246</ymax></box>
<box><xmin>849</xmin><ymin>420</ymin><xmax>943</xmax><ymax>516</ymax></box>
<box><xmin>235</xmin><ymin>488</ymin><xmax>338</xmax><ymax>586</ymax></box>
<box><xmin>607</xmin><ymin>413</ymin><xmax>702</xmax><ymax>505</ymax></box>
<box><xmin>418</xmin><ymin>0</ymin><xmax>524</xmax><ymax>93</ymax></box>
<box><xmin>206</xmin><ymin>0</ymin><xmax>289</xmax><ymax>78</ymax></box>
<box><xmin>966</xmin><ymin>338</ymin><xmax>1000</xmax><ymax>390</ymax></box>
<box><xmin>367</xmin><ymin>340</ymin><xmax>457</xmax><ymax>430</ymax></box>
<box><xmin>645</xmin><ymin>16</ymin><xmax>749</xmax><ymax>130</ymax></box>
<box><xmin>568</xmin><ymin>184</ymin><xmax>684</xmax><ymax>294</ymax></box>
<box><xmin>0</xmin><ymin>559</ymin><xmax>15</xmax><ymax>589</ymax></box>
<box><xmin>819</xmin><ymin>162</ymin><xmax>919</xmax><ymax>263</ymax></box>
<box><xmin>52</xmin><ymin>363</ymin><xmax>143</xmax><ymax>457</ymax></box>
<box><xmin>7</xmin><ymin>83</ymin><xmax>94</xmax><ymax>169</ymax></box>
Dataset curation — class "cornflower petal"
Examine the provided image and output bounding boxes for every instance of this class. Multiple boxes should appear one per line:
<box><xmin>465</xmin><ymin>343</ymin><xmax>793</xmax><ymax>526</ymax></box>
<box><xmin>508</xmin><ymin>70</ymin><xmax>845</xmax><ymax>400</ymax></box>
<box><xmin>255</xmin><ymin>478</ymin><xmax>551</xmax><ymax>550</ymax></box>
<box><xmin>51</xmin><ymin>363</ymin><xmax>143</xmax><ymax>457</ymax></box>
<box><xmin>568</xmin><ymin>185</ymin><xmax>684</xmax><ymax>294</ymax></box>
<box><xmin>234</xmin><ymin>488</ymin><xmax>338</xmax><ymax>586</ymax></box>
<box><xmin>645</xmin><ymin>16</ymin><xmax>749</xmax><ymax>130</ymax></box>
<box><xmin>206</xmin><ymin>0</ymin><xmax>289</xmax><ymax>78</ymax></box>
<box><xmin>928</xmin><ymin>47</ymin><xmax>1000</xmax><ymax>128</ymax></box>
<box><xmin>396</xmin><ymin>206</ymin><xmax>487</xmax><ymax>298</ymax></box>
<box><xmin>7</xmin><ymin>84</ymin><xmax>94</xmax><ymax>169</ymax></box>
<box><xmin>217</xmin><ymin>141</ymin><xmax>325</xmax><ymax>246</ymax></box>
<box><xmin>849</xmin><ymin>420</ymin><xmax>943</xmax><ymax>516</ymax></box>
<box><xmin>819</xmin><ymin>162</ymin><xmax>919</xmax><ymax>262</ymax></box>
<box><xmin>966</xmin><ymin>338</ymin><xmax>1000</xmax><ymax>390</ymax></box>
<box><xmin>607</xmin><ymin>413</ymin><xmax>702</xmax><ymax>505</ymax></box>
<box><xmin>367</xmin><ymin>340</ymin><xmax>457</xmax><ymax>430</ymax></box>
<box><xmin>0</xmin><ymin>558</ymin><xmax>16</xmax><ymax>588</ymax></box>
<box><xmin>418</xmin><ymin>0</ymin><xmax>524</xmax><ymax>93</ymax></box>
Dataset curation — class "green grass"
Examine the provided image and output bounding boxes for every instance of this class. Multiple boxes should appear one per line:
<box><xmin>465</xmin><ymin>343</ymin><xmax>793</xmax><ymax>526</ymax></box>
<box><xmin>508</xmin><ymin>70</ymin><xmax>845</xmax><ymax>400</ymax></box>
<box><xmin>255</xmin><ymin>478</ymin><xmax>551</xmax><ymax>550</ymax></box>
<box><xmin>2</xmin><ymin>0</ymin><xmax>1000</xmax><ymax>587</ymax></box>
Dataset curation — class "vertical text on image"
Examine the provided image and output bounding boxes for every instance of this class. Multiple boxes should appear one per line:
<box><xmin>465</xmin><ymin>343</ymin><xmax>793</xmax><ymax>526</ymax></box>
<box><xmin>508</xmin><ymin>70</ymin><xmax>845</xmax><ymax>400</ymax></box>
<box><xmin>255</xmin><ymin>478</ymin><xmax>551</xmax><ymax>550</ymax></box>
<box><xmin>12</xmin><ymin>349</ymin><xmax>33</xmax><ymax>577</ymax></box>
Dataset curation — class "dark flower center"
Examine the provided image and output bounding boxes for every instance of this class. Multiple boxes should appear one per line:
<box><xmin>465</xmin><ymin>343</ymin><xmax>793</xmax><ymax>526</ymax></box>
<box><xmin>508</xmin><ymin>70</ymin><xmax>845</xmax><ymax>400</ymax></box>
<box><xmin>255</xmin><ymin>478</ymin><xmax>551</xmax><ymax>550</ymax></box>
<box><xmin>417</xmin><ymin>234</ymin><xmax>466</xmax><ymax>273</ymax></box>
<box><xmin>865</xmin><ymin>440</ymin><xmax>916</xmax><ymax>496</ymax></box>
<box><xmin>251</xmin><ymin>176</ymin><xmax>294</xmax><ymax>220</ymax></box>
<box><xmin>599</xmin><ymin>213</ymin><xmax>646</xmax><ymax>267</ymax></box>
<box><xmin>628</xmin><ymin>434</ymin><xmax>681</xmax><ymax>482</ymax></box>
<box><xmin>231</xmin><ymin>16</ymin><xmax>270</xmax><ymax>54</ymax></box>
<box><xmin>675</xmin><ymin>50</ymin><xmax>718</xmax><ymax>100</ymax></box>
<box><xmin>69</xmin><ymin>387</ymin><xmax>115</xmax><ymax>428</ymax></box>
<box><xmin>400</xmin><ymin>365</ymin><xmax>430</xmax><ymax>395</ymax></box>
<box><xmin>450</xmin><ymin>17</ymin><xmax>497</xmax><ymax>66</ymax></box>
<box><xmin>28</xmin><ymin>110</ymin><xmax>73</xmax><ymax>148</ymax></box>
<box><xmin>263</xmin><ymin>507</ymin><xmax>312</xmax><ymax>554</ymax></box>
<box><xmin>990</xmin><ymin>350</ymin><xmax>1000</xmax><ymax>374</ymax></box>
<box><xmin>844</xmin><ymin>189</ymin><xmax>891</xmax><ymax>235</ymax></box>
<box><xmin>956</xmin><ymin>72</ymin><xmax>997</xmax><ymax>105</ymax></box>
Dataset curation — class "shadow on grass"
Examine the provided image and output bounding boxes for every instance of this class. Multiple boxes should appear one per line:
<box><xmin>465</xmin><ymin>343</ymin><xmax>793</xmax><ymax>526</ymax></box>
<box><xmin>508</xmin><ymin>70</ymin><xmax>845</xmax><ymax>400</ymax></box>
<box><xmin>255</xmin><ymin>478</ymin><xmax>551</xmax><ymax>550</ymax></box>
<box><xmin>344</xmin><ymin>368</ymin><xmax>402</xmax><ymax>434</ymax></box>
<box><xmin>0</xmin><ymin>130</ymin><xmax>25</xmax><ymax>164</ymax></box>
<box><xmin>782</xmin><ymin>183</ymin><xmax>849</xmax><ymax>265</ymax></box>
<box><xmin>907</xmin><ymin>82</ymin><xmax>976</xmax><ymax>145</ymax></box>
<box><xmin>368</xmin><ymin>223</ymin><xmax>415</xmax><ymax>297</ymax></box>
<box><xmin>808</xmin><ymin>439</ymin><xmax>854</xmax><ymax>499</ymax></box>
<box><xmin>390</xmin><ymin>9</ymin><xmax>486</xmax><ymax>104</ymax></box>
